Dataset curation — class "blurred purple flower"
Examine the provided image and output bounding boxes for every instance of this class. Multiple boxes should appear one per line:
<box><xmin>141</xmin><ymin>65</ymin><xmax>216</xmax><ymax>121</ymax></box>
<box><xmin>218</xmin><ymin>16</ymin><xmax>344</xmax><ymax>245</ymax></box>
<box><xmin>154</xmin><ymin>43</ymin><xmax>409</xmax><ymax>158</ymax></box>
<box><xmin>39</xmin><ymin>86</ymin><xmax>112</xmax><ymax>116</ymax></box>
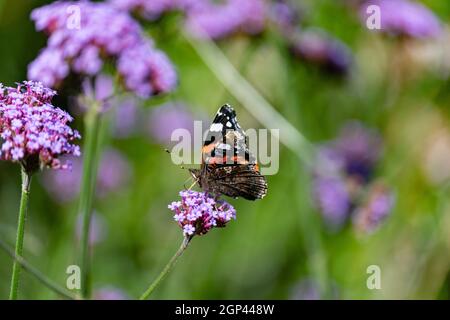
<box><xmin>353</xmin><ymin>183</ymin><xmax>395</xmax><ymax>233</ymax></box>
<box><xmin>360</xmin><ymin>0</ymin><xmax>442</xmax><ymax>39</ymax></box>
<box><xmin>109</xmin><ymin>0</ymin><xmax>178</xmax><ymax>20</ymax></box>
<box><xmin>169</xmin><ymin>190</ymin><xmax>236</xmax><ymax>236</ymax></box>
<box><xmin>28</xmin><ymin>1</ymin><xmax>177</xmax><ymax>97</ymax></box>
<box><xmin>334</xmin><ymin>122</ymin><xmax>382</xmax><ymax>183</ymax></box>
<box><xmin>0</xmin><ymin>81</ymin><xmax>80</xmax><ymax>172</ymax></box>
<box><xmin>269</xmin><ymin>0</ymin><xmax>301</xmax><ymax>36</ymax></box>
<box><xmin>76</xmin><ymin>212</ymin><xmax>107</xmax><ymax>246</ymax></box>
<box><xmin>312</xmin><ymin>122</ymin><xmax>389</xmax><ymax>231</ymax></box>
<box><xmin>94</xmin><ymin>287</ymin><xmax>128</xmax><ymax>300</ymax></box>
<box><xmin>185</xmin><ymin>0</ymin><xmax>266</xmax><ymax>39</ymax></box>
<box><xmin>113</xmin><ymin>97</ymin><xmax>141</xmax><ymax>138</ymax></box>
<box><xmin>314</xmin><ymin>146</ymin><xmax>346</xmax><ymax>177</ymax></box>
<box><xmin>313</xmin><ymin>176</ymin><xmax>351</xmax><ymax>228</ymax></box>
<box><xmin>290</xmin><ymin>28</ymin><xmax>353</xmax><ymax>75</ymax></box>
<box><xmin>42</xmin><ymin>148</ymin><xmax>132</xmax><ymax>203</ymax></box>
<box><xmin>118</xmin><ymin>41</ymin><xmax>177</xmax><ymax>97</ymax></box>
<box><xmin>147</xmin><ymin>102</ymin><xmax>195</xmax><ymax>145</ymax></box>
<box><xmin>27</xmin><ymin>48</ymin><xmax>69</xmax><ymax>87</ymax></box>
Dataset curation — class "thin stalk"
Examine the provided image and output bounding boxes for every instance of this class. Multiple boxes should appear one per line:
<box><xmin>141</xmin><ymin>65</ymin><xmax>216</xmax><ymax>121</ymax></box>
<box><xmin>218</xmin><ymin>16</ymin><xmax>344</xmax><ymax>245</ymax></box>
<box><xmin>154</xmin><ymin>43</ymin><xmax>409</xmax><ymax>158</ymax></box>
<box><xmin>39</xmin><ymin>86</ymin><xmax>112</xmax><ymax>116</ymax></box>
<box><xmin>78</xmin><ymin>102</ymin><xmax>102</xmax><ymax>299</ymax></box>
<box><xmin>9</xmin><ymin>167</ymin><xmax>32</xmax><ymax>300</ymax></box>
<box><xmin>0</xmin><ymin>238</ymin><xmax>76</xmax><ymax>300</ymax></box>
<box><xmin>140</xmin><ymin>237</ymin><xmax>191</xmax><ymax>300</ymax></box>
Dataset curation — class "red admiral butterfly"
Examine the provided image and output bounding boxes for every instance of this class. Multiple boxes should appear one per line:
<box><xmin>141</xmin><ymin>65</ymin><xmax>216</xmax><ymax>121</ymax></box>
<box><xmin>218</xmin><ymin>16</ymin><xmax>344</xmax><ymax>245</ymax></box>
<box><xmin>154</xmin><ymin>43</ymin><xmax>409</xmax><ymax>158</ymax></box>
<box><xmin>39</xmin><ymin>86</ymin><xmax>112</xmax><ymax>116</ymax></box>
<box><xmin>189</xmin><ymin>104</ymin><xmax>267</xmax><ymax>200</ymax></box>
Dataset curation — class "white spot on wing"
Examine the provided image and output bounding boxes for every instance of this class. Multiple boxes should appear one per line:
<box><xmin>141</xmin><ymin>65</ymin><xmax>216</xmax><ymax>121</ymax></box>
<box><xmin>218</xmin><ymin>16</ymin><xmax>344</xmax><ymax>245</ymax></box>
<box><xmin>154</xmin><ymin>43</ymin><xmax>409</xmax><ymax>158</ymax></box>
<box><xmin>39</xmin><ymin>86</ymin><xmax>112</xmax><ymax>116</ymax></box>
<box><xmin>210</xmin><ymin>123</ymin><xmax>223</xmax><ymax>132</ymax></box>
<box><xmin>217</xmin><ymin>143</ymin><xmax>231</xmax><ymax>150</ymax></box>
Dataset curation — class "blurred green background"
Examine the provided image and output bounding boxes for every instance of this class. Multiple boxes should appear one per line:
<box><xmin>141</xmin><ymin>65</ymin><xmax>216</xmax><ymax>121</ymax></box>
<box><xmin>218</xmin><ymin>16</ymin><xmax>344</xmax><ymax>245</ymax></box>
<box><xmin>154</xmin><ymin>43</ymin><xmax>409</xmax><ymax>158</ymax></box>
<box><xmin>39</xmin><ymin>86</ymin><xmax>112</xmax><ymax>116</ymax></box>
<box><xmin>0</xmin><ymin>0</ymin><xmax>449</xmax><ymax>299</ymax></box>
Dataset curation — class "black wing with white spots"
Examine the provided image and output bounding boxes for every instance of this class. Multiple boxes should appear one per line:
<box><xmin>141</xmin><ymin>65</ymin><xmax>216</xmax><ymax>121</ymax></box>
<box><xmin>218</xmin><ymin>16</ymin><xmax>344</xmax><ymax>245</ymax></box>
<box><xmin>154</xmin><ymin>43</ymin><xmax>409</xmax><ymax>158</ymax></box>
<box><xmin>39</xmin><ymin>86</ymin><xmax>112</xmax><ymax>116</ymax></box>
<box><xmin>202</xmin><ymin>104</ymin><xmax>254</xmax><ymax>165</ymax></box>
<box><xmin>195</xmin><ymin>104</ymin><xmax>267</xmax><ymax>200</ymax></box>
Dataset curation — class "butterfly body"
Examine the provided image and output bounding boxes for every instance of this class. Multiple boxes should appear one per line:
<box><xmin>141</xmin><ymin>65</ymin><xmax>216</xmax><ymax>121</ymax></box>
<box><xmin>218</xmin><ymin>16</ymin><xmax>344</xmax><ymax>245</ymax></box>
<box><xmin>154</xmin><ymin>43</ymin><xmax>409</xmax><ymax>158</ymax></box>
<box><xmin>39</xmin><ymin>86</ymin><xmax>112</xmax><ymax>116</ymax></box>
<box><xmin>190</xmin><ymin>104</ymin><xmax>267</xmax><ymax>200</ymax></box>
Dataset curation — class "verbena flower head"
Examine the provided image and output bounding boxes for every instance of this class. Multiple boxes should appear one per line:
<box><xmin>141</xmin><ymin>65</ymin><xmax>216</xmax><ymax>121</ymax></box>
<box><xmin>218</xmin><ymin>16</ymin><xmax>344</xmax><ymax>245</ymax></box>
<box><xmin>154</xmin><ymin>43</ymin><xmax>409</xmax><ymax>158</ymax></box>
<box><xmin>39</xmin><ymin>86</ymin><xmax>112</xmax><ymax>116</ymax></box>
<box><xmin>315</xmin><ymin>122</ymin><xmax>382</xmax><ymax>183</ymax></box>
<box><xmin>290</xmin><ymin>28</ymin><xmax>353</xmax><ymax>75</ymax></box>
<box><xmin>117</xmin><ymin>40</ymin><xmax>178</xmax><ymax>97</ymax></box>
<box><xmin>185</xmin><ymin>0</ymin><xmax>266</xmax><ymax>39</ymax></box>
<box><xmin>168</xmin><ymin>190</ymin><xmax>236</xmax><ymax>237</ymax></box>
<box><xmin>312</xmin><ymin>122</ymin><xmax>393</xmax><ymax>232</ymax></box>
<box><xmin>360</xmin><ymin>0</ymin><xmax>442</xmax><ymax>39</ymax></box>
<box><xmin>269</xmin><ymin>0</ymin><xmax>301</xmax><ymax>36</ymax></box>
<box><xmin>109</xmin><ymin>0</ymin><xmax>179</xmax><ymax>20</ymax></box>
<box><xmin>28</xmin><ymin>1</ymin><xmax>177</xmax><ymax>98</ymax></box>
<box><xmin>0</xmin><ymin>81</ymin><xmax>80</xmax><ymax>172</ymax></box>
<box><xmin>334</xmin><ymin>122</ymin><xmax>382</xmax><ymax>183</ymax></box>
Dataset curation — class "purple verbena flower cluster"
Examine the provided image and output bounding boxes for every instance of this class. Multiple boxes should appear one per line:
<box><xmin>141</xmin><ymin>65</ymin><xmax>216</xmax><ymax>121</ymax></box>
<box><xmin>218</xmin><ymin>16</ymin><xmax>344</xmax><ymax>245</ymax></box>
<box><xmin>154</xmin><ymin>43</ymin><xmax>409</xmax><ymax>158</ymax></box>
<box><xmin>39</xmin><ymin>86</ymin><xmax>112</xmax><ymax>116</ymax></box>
<box><xmin>112</xmin><ymin>0</ymin><xmax>267</xmax><ymax>40</ymax></box>
<box><xmin>360</xmin><ymin>0</ymin><xmax>442</xmax><ymax>39</ymax></box>
<box><xmin>117</xmin><ymin>41</ymin><xmax>177</xmax><ymax>97</ymax></box>
<box><xmin>289</xmin><ymin>28</ymin><xmax>353</xmax><ymax>75</ymax></box>
<box><xmin>312</xmin><ymin>122</ymin><xmax>394</xmax><ymax>233</ymax></box>
<box><xmin>268</xmin><ymin>0</ymin><xmax>301</xmax><ymax>36</ymax></box>
<box><xmin>28</xmin><ymin>1</ymin><xmax>177</xmax><ymax>98</ymax></box>
<box><xmin>185</xmin><ymin>0</ymin><xmax>266</xmax><ymax>39</ymax></box>
<box><xmin>168</xmin><ymin>190</ymin><xmax>236</xmax><ymax>237</ymax></box>
<box><xmin>109</xmin><ymin>0</ymin><xmax>180</xmax><ymax>21</ymax></box>
<box><xmin>0</xmin><ymin>81</ymin><xmax>80</xmax><ymax>171</ymax></box>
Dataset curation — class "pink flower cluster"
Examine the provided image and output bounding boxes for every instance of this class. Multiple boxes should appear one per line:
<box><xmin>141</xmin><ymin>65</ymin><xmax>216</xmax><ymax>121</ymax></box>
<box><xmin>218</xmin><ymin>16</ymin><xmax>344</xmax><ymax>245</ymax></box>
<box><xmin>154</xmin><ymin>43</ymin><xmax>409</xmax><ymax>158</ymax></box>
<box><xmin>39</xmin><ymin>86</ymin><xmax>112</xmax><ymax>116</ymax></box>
<box><xmin>110</xmin><ymin>0</ymin><xmax>180</xmax><ymax>20</ymax></box>
<box><xmin>168</xmin><ymin>190</ymin><xmax>236</xmax><ymax>237</ymax></box>
<box><xmin>360</xmin><ymin>0</ymin><xmax>442</xmax><ymax>39</ymax></box>
<box><xmin>28</xmin><ymin>1</ymin><xmax>177</xmax><ymax>97</ymax></box>
<box><xmin>117</xmin><ymin>41</ymin><xmax>177</xmax><ymax>97</ymax></box>
<box><xmin>0</xmin><ymin>81</ymin><xmax>81</xmax><ymax>171</ymax></box>
<box><xmin>112</xmin><ymin>0</ymin><xmax>267</xmax><ymax>40</ymax></box>
<box><xmin>185</xmin><ymin>0</ymin><xmax>266</xmax><ymax>39</ymax></box>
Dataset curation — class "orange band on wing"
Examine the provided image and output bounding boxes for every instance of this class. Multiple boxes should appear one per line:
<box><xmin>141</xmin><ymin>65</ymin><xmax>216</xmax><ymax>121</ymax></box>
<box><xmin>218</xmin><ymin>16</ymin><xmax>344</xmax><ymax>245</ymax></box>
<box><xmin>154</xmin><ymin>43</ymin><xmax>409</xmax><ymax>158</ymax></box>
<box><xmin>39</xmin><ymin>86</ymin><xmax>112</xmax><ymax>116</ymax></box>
<box><xmin>202</xmin><ymin>144</ymin><xmax>216</xmax><ymax>153</ymax></box>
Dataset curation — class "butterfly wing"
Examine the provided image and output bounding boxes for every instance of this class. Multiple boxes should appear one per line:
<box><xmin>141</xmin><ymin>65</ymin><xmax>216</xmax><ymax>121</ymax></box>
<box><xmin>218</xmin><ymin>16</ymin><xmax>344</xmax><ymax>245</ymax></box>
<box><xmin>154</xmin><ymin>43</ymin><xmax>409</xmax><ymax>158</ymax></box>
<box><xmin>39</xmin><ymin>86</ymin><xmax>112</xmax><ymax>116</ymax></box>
<box><xmin>207</xmin><ymin>162</ymin><xmax>268</xmax><ymax>200</ymax></box>
<box><xmin>200</xmin><ymin>104</ymin><xmax>267</xmax><ymax>200</ymax></box>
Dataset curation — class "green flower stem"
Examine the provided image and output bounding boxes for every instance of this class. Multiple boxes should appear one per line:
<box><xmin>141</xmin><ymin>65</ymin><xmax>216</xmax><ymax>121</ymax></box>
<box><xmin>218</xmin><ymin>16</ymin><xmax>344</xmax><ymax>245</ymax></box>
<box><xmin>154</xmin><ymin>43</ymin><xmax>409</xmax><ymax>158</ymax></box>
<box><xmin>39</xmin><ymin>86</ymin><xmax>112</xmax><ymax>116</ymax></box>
<box><xmin>0</xmin><ymin>237</ymin><xmax>76</xmax><ymax>300</ymax></box>
<box><xmin>140</xmin><ymin>236</ymin><xmax>191</xmax><ymax>300</ymax></box>
<box><xmin>79</xmin><ymin>102</ymin><xmax>103</xmax><ymax>299</ymax></box>
<box><xmin>9</xmin><ymin>167</ymin><xmax>32</xmax><ymax>300</ymax></box>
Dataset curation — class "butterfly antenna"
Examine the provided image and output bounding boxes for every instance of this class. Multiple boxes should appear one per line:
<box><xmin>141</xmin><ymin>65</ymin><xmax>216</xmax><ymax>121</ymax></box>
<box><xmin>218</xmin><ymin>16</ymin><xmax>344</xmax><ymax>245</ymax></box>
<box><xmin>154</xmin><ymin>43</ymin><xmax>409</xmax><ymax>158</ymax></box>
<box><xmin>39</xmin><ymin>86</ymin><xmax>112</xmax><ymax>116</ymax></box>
<box><xmin>187</xmin><ymin>179</ymin><xmax>198</xmax><ymax>191</ymax></box>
